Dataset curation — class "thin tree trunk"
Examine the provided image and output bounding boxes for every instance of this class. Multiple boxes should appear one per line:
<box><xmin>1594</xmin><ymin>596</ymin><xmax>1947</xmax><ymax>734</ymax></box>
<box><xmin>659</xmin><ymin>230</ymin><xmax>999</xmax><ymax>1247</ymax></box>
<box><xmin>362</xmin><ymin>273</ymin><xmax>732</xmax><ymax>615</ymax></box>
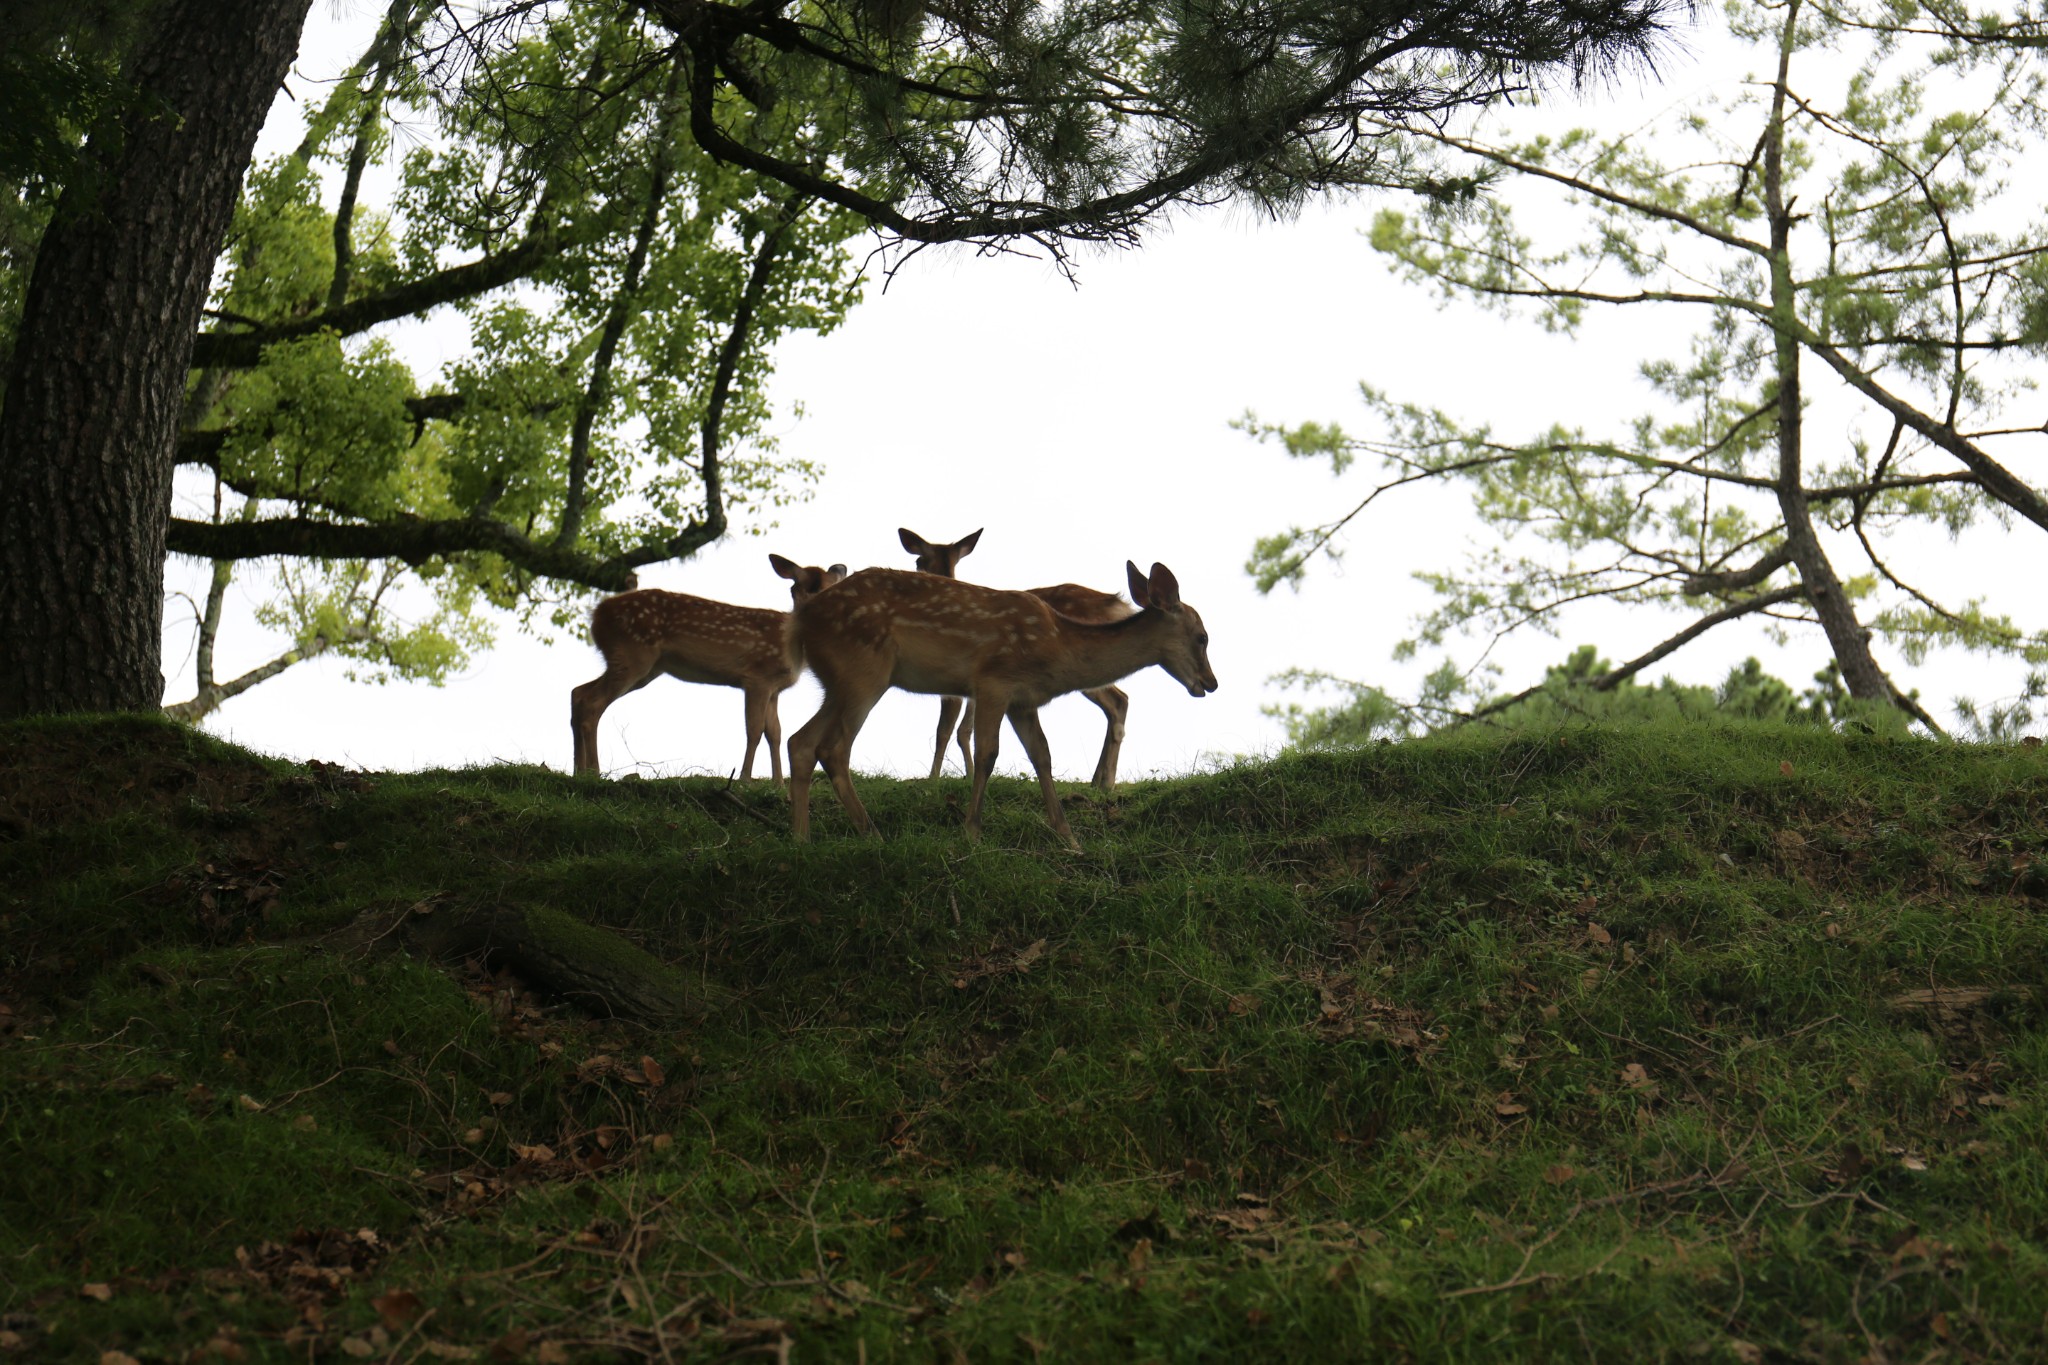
<box><xmin>1760</xmin><ymin>1</ymin><xmax>1894</xmax><ymax>706</ymax></box>
<box><xmin>0</xmin><ymin>0</ymin><xmax>317</xmax><ymax>718</ymax></box>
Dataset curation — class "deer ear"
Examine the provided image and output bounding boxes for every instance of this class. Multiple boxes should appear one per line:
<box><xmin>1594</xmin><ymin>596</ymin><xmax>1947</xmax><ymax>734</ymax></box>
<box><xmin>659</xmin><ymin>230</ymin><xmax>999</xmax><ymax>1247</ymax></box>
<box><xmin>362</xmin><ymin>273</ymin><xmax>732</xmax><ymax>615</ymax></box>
<box><xmin>827</xmin><ymin>563</ymin><xmax>849</xmax><ymax>582</ymax></box>
<box><xmin>769</xmin><ymin>553</ymin><xmax>800</xmax><ymax>580</ymax></box>
<box><xmin>898</xmin><ymin>528</ymin><xmax>930</xmax><ymax>556</ymax></box>
<box><xmin>1126</xmin><ymin>559</ymin><xmax>1150</xmax><ymax>608</ymax></box>
<box><xmin>1147</xmin><ymin>563</ymin><xmax>1182</xmax><ymax>610</ymax></box>
<box><xmin>955</xmin><ymin>528</ymin><xmax>983</xmax><ymax>558</ymax></box>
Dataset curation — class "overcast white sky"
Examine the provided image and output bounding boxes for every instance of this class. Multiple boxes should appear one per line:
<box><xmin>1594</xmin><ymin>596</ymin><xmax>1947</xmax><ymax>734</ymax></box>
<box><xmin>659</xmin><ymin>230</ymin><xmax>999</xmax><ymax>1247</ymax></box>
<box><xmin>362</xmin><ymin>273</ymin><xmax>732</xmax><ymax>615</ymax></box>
<box><xmin>165</xmin><ymin>4</ymin><xmax>2045</xmax><ymax>779</ymax></box>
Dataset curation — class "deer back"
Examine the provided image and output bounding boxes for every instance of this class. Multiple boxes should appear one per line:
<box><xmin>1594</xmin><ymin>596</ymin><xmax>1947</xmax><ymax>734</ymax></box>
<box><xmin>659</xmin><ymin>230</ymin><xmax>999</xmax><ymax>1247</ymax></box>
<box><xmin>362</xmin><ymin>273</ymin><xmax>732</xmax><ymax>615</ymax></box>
<box><xmin>794</xmin><ymin>569</ymin><xmax>1064</xmax><ymax>693</ymax></box>
<box><xmin>796</xmin><ymin>567</ymin><xmax>1208</xmax><ymax>703</ymax></box>
<box><xmin>591</xmin><ymin>590</ymin><xmax>795</xmax><ymax>688</ymax></box>
<box><xmin>1025</xmin><ymin>582</ymin><xmax>1134</xmax><ymax>624</ymax></box>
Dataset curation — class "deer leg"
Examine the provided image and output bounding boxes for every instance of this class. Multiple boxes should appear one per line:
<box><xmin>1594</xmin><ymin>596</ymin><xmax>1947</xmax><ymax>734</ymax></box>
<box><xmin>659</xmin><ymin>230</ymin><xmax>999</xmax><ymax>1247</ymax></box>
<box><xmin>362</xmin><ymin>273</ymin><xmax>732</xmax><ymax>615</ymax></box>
<box><xmin>818</xmin><ymin>688</ymin><xmax>884</xmax><ymax>838</ymax></box>
<box><xmin>786</xmin><ymin>702</ymin><xmax>834</xmax><ymax>841</ymax></box>
<box><xmin>964</xmin><ymin>692</ymin><xmax>1006</xmax><ymax>841</ymax></box>
<box><xmin>1006</xmin><ymin>703</ymin><xmax>1078</xmax><ymax>851</ymax></box>
<box><xmin>763</xmin><ymin>690</ymin><xmax>786</xmax><ymax>785</ymax></box>
<box><xmin>929</xmin><ymin>697</ymin><xmax>964</xmax><ymax>778</ymax></box>
<box><xmin>740</xmin><ymin>684</ymin><xmax>773</xmax><ymax>781</ymax></box>
<box><xmin>569</xmin><ymin>647</ymin><xmax>657</xmax><ymax>777</ymax></box>
<box><xmin>954</xmin><ymin>698</ymin><xmax>975</xmax><ymax>776</ymax></box>
<box><xmin>1083</xmin><ymin>685</ymin><xmax>1129</xmax><ymax>794</ymax></box>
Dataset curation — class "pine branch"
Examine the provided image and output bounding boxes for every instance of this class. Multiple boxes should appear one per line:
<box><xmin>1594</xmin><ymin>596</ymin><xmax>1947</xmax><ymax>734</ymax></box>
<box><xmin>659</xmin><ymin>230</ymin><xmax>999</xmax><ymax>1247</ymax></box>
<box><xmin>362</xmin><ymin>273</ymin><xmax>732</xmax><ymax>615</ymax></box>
<box><xmin>1456</xmin><ymin>583</ymin><xmax>1809</xmax><ymax>727</ymax></box>
<box><xmin>1680</xmin><ymin>546</ymin><xmax>1792</xmax><ymax>597</ymax></box>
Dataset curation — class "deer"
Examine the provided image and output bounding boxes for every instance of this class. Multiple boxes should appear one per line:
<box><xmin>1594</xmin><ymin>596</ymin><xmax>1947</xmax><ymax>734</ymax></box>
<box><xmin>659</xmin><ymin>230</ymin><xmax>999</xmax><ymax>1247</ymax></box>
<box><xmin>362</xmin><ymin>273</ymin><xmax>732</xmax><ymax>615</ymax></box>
<box><xmin>898</xmin><ymin>527</ymin><xmax>1135</xmax><ymax>792</ymax></box>
<box><xmin>786</xmin><ymin>561</ymin><xmax>1215</xmax><ymax>851</ymax></box>
<box><xmin>570</xmin><ymin>555</ymin><xmax>847</xmax><ymax>782</ymax></box>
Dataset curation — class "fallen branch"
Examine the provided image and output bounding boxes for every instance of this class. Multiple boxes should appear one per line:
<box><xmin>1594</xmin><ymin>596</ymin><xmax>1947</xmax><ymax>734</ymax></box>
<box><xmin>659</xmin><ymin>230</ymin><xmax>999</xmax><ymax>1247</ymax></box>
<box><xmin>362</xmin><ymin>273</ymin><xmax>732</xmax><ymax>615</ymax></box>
<box><xmin>325</xmin><ymin>901</ymin><xmax>715</xmax><ymax>1026</ymax></box>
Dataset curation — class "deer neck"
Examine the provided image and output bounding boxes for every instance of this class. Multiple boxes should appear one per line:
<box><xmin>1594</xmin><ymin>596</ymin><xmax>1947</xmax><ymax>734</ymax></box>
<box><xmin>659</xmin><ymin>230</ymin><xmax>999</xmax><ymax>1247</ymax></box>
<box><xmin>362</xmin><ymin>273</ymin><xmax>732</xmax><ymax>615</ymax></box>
<box><xmin>1050</xmin><ymin>610</ymin><xmax>1173</xmax><ymax>693</ymax></box>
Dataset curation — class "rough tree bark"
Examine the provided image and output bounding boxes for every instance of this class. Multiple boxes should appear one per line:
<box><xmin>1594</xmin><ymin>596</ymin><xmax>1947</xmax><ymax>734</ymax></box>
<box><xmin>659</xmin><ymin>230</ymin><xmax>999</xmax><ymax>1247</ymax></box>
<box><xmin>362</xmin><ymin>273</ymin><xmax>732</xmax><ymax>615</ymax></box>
<box><xmin>0</xmin><ymin>0</ymin><xmax>318</xmax><ymax>717</ymax></box>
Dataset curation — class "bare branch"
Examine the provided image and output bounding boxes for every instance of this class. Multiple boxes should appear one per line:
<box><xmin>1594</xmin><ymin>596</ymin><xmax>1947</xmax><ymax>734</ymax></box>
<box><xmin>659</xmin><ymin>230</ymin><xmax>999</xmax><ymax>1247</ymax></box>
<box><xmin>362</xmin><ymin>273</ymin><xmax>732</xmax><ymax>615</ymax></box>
<box><xmin>1456</xmin><ymin>583</ymin><xmax>1808</xmax><ymax>726</ymax></box>
<box><xmin>164</xmin><ymin>625</ymin><xmax>374</xmax><ymax>723</ymax></box>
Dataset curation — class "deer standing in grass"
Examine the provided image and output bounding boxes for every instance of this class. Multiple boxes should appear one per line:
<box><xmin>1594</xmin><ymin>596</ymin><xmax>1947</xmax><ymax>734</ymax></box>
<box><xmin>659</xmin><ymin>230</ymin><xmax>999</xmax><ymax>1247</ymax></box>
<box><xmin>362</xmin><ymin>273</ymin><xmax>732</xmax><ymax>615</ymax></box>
<box><xmin>571</xmin><ymin>555</ymin><xmax>847</xmax><ymax>781</ymax></box>
<box><xmin>899</xmin><ymin>527</ymin><xmax>1135</xmax><ymax>792</ymax></box>
<box><xmin>787</xmin><ymin>561</ymin><xmax>1215</xmax><ymax>850</ymax></box>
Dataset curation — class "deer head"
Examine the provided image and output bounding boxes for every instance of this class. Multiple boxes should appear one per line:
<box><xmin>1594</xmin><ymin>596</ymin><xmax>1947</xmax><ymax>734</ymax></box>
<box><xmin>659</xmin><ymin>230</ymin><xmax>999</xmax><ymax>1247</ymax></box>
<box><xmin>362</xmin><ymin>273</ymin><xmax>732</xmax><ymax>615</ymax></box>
<box><xmin>1126</xmin><ymin>561</ymin><xmax>1216</xmax><ymax>698</ymax></box>
<box><xmin>771</xmin><ymin>554</ymin><xmax>849</xmax><ymax>602</ymax></box>
<box><xmin>898</xmin><ymin>527</ymin><xmax>982</xmax><ymax>578</ymax></box>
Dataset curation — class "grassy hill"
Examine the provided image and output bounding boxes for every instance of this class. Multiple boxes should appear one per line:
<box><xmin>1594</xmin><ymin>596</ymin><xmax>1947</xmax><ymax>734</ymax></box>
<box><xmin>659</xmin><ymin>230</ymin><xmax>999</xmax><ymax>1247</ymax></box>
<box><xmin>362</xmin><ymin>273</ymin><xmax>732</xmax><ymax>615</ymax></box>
<box><xmin>2</xmin><ymin>715</ymin><xmax>2044</xmax><ymax>1362</ymax></box>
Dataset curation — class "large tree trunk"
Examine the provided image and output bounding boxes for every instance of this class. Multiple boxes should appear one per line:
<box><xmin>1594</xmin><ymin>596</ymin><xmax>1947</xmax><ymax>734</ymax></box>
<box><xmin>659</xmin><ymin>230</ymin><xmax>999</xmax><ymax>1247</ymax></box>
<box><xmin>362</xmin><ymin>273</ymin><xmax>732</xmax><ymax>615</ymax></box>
<box><xmin>0</xmin><ymin>0</ymin><xmax>316</xmax><ymax>717</ymax></box>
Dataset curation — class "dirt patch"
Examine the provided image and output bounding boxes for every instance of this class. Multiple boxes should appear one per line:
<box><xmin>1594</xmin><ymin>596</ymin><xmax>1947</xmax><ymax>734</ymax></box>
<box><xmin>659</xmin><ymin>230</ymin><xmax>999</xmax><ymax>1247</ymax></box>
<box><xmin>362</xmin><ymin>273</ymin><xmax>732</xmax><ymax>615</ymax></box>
<box><xmin>0</xmin><ymin>720</ymin><xmax>377</xmax><ymax>1007</ymax></box>
<box><xmin>0</xmin><ymin>718</ymin><xmax>280</xmax><ymax>838</ymax></box>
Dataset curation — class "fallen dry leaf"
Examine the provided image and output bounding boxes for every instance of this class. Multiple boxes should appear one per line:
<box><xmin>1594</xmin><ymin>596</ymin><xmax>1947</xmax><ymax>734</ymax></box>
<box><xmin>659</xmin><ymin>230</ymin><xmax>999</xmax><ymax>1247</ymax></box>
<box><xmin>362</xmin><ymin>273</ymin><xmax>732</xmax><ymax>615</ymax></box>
<box><xmin>80</xmin><ymin>1283</ymin><xmax>114</xmax><ymax>1302</ymax></box>
<box><xmin>639</xmin><ymin>1055</ymin><xmax>666</xmax><ymax>1087</ymax></box>
<box><xmin>1543</xmin><ymin>1164</ymin><xmax>1576</xmax><ymax>1185</ymax></box>
<box><xmin>371</xmin><ymin>1289</ymin><xmax>423</xmax><ymax>1330</ymax></box>
<box><xmin>1202</xmin><ymin>1205</ymin><xmax>1278</xmax><ymax>1234</ymax></box>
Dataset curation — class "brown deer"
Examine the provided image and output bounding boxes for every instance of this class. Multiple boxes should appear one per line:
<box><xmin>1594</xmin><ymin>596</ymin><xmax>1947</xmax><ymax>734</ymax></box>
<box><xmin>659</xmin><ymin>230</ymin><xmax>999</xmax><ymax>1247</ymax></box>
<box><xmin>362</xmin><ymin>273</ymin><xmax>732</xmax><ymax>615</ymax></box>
<box><xmin>571</xmin><ymin>555</ymin><xmax>847</xmax><ymax>781</ymax></box>
<box><xmin>898</xmin><ymin>527</ymin><xmax>1134</xmax><ymax>792</ymax></box>
<box><xmin>787</xmin><ymin>561</ymin><xmax>1215</xmax><ymax>850</ymax></box>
